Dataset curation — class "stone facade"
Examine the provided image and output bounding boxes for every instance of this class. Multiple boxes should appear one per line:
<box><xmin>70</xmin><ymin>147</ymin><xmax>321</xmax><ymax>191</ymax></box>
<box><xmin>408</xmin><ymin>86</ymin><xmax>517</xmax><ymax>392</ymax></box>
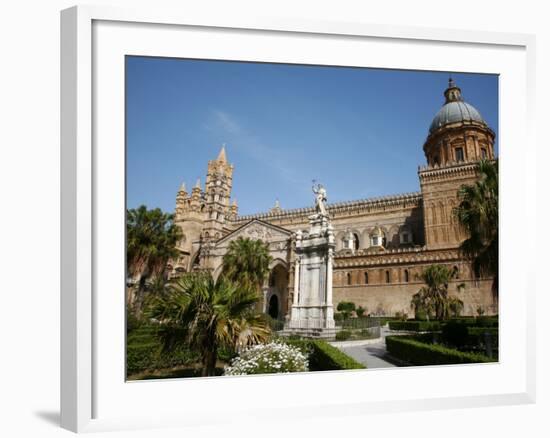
<box><xmin>169</xmin><ymin>80</ymin><xmax>498</xmax><ymax>318</ymax></box>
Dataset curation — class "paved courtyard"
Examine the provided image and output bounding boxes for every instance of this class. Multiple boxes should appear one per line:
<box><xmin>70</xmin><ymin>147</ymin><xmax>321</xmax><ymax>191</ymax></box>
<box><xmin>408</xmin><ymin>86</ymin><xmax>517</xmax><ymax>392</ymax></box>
<box><xmin>337</xmin><ymin>327</ymin><xmax>404</xmax><ymax>369</ymax></box>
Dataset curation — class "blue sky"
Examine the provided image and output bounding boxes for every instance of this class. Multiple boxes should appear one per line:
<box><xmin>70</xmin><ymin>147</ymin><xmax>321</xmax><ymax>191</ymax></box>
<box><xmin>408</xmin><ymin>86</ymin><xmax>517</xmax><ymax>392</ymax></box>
<box><xmin>126</xmin><ymin>57</ymin><xmax>498</xmax><ymax>215</ymax></box>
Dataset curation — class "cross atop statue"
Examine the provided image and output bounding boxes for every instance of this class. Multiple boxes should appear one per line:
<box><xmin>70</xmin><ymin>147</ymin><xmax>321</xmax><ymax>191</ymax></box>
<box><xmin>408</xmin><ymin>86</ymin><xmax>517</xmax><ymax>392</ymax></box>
<box><xmin>312</xmin><ymin>180</ymin><xmax>328</xmax><ymax>217</ymax></box>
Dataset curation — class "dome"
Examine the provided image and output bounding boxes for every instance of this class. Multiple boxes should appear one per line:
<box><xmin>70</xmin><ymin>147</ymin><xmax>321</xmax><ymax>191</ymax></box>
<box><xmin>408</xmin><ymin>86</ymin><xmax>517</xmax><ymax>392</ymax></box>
<box><xmin>429</xmin><ymin>79</ymin><xmax>487</xmax><ymax>134</ymax></box>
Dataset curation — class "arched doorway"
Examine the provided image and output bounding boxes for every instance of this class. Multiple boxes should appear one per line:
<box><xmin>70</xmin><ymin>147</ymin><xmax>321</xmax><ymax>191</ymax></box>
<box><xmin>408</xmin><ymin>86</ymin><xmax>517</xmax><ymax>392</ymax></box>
<box><xmin>266</xmin><ymin>263</ymin><xmax>289</xmax><ymax>320</ymax></box>
<box><xmin>268</xmin><ymin>294</ymin><xmax>279</xmax><ymax>319</ymax></box>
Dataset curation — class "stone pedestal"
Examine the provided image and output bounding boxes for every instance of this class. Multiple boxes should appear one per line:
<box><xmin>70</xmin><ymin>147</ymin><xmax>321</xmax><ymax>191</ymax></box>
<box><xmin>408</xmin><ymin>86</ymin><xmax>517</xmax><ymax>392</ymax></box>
<box><xmin>285</xmin><ymin>213</ymin><xmax>336</xmax><ymax>338</ymax></box>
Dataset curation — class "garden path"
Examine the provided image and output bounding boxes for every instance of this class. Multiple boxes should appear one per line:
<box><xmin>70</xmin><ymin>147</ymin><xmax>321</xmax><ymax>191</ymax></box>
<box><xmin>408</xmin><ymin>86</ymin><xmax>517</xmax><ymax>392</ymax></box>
<box><xmin>339</xmin><ymin>326</ymin><xmax>403</xmax><ymax>369</ymax></box>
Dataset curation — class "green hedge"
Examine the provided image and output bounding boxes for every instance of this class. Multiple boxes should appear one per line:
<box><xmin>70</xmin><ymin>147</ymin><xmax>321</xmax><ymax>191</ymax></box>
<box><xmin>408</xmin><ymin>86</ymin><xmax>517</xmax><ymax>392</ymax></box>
<box><xmin>126</xmin><ymin>326</ymin><xmax>198</xmax><ymax>375</ymax></box>
<box><xmin>309</xmin><ymin>340</ymin><xmax>365</xmax><ymax>370</ymax></box>
<box><xmin>467</xmin><ymin>327</ymin><xmax>499</xmax><ymax>337</ymax></box>
<box><xmin>442</xmin><ymin>321</ymin><xmax>498</xmax><ymax>350</ymax></box>
<box><xmin>385</xmin><ymin>335</ymin><xmax>496</xmax><ymax>366</ymax></box>
<box><xmin>284</xmin><ymin>339</ymin><xmax>365</xmax><ymax>370</ymax></box>
<box><xmin>335</xmin><ymin>330</ymin><xmax>352</xmax><ymax>341</ymax></box>
<box><xmin>388</xmin><ymin>321</ymin><xmax>441</xmax><ymax>332</ymax></box>
<box><xmin>446</xmin><ymin>317</ymin><xmax>498</xmax><ymax>328</ymax></box>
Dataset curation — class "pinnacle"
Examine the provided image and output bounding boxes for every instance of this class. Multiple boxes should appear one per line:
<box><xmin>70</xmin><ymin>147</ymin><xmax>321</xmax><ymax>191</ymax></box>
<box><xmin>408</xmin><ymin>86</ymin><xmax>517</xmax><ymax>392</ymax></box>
<box><xmin>179</xmin><ymin>182</ymin><xmax>186</xmax><ymax>192</ymax></box>
<box><xmin>217</xmin><ymin>144</ymin><xmax>227</xmax><ymax>163</ymax></box>
<box><xmin>194</xmin><ymin>178</ymin><xmax>201</xmax><ymax>189</ymax></box>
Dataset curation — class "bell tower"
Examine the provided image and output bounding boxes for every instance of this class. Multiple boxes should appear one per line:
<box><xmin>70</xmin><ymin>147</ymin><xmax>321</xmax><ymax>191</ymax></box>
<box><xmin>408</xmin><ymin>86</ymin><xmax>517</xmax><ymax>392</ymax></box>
<box><xmin>419</xmin><ymin>79</ymin><xmax>496</xmax><ymax>250</ymax></box>
<box><xmin>203</xmin><ymin>145</ymin><xmax>235</xmax><ymax>241</ymax></box>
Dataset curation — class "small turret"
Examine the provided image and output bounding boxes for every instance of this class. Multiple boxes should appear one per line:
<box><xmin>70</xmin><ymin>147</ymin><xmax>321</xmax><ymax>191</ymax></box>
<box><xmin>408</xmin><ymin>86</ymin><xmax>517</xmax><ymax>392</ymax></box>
<box><xmin>229</xmin><ymin>198</ymin><xmax>238</xmax><ymax>219</ymax></box>
<box><xmin>192</xmin><ymin>178</ymin><xmax>202</xmax><ymax>197</ymax></box>
<box><xmin>269</xmin><ymin>198</ymin><xmax>283</xmax><ymax>215</ymax></box>
<box><xmin>178</xmin><ymin>182</ymin><xmax>187</xmax><ymax>195</ymax></box>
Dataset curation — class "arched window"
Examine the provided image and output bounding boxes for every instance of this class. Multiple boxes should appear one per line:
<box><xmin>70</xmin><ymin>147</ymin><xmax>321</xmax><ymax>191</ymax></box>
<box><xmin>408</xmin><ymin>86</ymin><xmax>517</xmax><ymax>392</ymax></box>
<box><xmin>385</xmin><ymin>270</ymin><xmax>390</xmax><ymax>283</ymax></box>
<box><xmin>454</xmin><ymin>147</ymin><xmax>464</xmax><ymax>162</ymax></box>
<box><xmin>453</xmin><ymin>265</ymin><xmax>460</xmax><ymax>279</ymax></box>
<box><xmin>404</xmin><ymin>269</ymin><xmax>409</xmax><ymax>282</ymax></box>
<box><xmin>370</xmin><ymin>228</ymin><xmax>385</xmax><ymax>247</ymax></box>
<box><xmin>481</xmin><ymin>147</ymin><xmax>488</xmax><ymax>159</ymax></box>
<box><xmin>364</xmin><ymin>272</ymin><xmax>369</xmax><ymax>284</ymax></box>
<box><xmin>346</xmin><ymin>272</ymin><xmax>352</xmax><ymax>286</ymax></box>
<box><xmin>353</xmin><ymin>233</ymin><xmax>360</xmax><ymax>250</ymax></box>
<box><xmin>433</xmin><ymin>155</ymin><xmax>440</xmax><ymax>166</ymax></box>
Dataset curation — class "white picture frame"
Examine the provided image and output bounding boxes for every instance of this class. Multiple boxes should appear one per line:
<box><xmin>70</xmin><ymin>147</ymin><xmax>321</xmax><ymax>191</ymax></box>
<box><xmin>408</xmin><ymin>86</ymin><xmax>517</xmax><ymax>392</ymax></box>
<box><xmin>60</xmin><ymin>4</ymin><xmax>536</xmax><ymax>433</ymax></box>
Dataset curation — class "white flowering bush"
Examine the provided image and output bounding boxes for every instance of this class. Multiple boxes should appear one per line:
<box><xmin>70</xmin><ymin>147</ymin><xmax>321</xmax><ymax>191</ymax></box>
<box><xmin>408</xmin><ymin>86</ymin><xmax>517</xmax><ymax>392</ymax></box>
<box><xmin>224</xmin><ymin>342</ymin><xmax>309</xmax><ymax>375</ymax></box>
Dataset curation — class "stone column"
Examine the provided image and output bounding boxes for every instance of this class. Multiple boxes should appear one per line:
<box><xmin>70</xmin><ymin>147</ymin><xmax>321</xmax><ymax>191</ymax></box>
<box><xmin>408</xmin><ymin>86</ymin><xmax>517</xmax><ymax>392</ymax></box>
<box><xmin>326</xmin><ymin>248</ymin><xmax>334</xmax><ymax>326</ymax></box>
<box><xmin>293</xmin><ymin>257</ymin><xmax>300</xmax><ymax>306</ymax></box>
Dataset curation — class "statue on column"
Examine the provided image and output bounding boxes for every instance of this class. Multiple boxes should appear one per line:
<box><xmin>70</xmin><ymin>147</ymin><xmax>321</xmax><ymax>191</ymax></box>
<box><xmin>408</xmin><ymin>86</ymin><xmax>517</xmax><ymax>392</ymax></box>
<box><xmin>286</xmin><ymin>182</ymin><xmax>335</xmax><ymax>337</ymax></box>
<box><xmin>312</xmin><ymin>180</ymin><xmax>328</xmax><ymax>217</ymax></box>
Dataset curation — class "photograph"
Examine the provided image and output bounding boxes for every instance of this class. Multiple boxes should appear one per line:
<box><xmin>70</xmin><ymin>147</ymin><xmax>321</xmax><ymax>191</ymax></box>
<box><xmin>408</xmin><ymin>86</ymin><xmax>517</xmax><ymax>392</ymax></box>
<box><xmin>125</xmin><ymin>56</ymin><xmax>499</xmax><ymax>380</ymax></box>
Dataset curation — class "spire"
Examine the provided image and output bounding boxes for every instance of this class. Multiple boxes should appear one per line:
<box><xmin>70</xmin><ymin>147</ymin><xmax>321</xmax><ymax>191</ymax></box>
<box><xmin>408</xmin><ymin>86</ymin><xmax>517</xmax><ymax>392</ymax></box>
<box><xmin>217</xmin><ymin>144</ymin><xmax>227</xmax><ymax>163</ymax></box>
<box><xmin>193</xmin><ymin>178</ymin><xmax>201</xmax><ymax>190</ymax></box>
<box><xmin>179</xmin><ymin>182</ymin><xmax>187</xmax><ymax>193</ymax></box>
<box><xmin>232</xmin><ymin>198</ymin><xmax>238</xmax><ymax>207</ymax></box>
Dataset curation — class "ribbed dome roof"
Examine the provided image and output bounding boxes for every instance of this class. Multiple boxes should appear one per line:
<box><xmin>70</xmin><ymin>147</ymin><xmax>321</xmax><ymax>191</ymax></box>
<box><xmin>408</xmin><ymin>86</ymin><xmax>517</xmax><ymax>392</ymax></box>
<box><xmin>429</xmin><ymin>79</ymin><xmax>487</xmax><ymax>134</ymax></box>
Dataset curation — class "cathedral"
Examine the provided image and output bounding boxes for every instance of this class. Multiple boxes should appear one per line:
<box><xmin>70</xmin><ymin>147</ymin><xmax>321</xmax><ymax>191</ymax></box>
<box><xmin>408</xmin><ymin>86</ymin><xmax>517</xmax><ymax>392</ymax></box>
<box><xmin>169</xmin><ymin>79</ymin><xmax>497</xmax><ymax>320</ymax></box>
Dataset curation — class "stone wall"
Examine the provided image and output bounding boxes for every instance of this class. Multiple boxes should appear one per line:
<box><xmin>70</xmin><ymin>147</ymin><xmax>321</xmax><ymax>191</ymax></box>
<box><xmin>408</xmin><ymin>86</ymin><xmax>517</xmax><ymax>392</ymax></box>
<box><xmin>333</xmin><ymin>278</ymin><xmax>495</xmax><ymax>318</ymax></box>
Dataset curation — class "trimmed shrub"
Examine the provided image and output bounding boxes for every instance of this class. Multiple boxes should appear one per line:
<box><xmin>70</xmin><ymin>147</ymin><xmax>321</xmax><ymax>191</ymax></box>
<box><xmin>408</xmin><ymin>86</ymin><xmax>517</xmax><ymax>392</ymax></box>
<box><xmin>441</xmin><ymin>320</ymin><xmax>470</xmax><ymax>346</ymax></box>
<box><xmin>127</xmin><ymin>342</ymin><xmax>159</xmax><ymax>375</ymax></box>
<box><xmin>126</xmin><ymin>325</ymin><xmax>198</xmax><ymax>375</ymax></box>
<box><xmin>446</xmin><ymin>317</ymin><xmax>498</xmax><ymax>328</ymax></box>
<box><xmin>442</xmin><ymin>323</ymin><xmax>498</xmax><ymax>356</ymax></box>
<box><xmin>337</xmin><ymin>301</ymin><xmax>356</xmax><ymax>320</ymax></box>
<box><xmin>308</xmin><ymin>340</ymin><xmax>365</xmax><ymax>370</ymax></box>
<box><xmin>388</xmin><ymin>321</ymin><xmax>441</xmax><ymax>332</ymax></box>
<box><xmin>283</xmin><ymin>339</ymin><xmax>365</xmax><ymax>370</ymax></box>
<box><xmin>335</xmin><ymin>330</ymin><xmax>352</xmax><ymax>341</ymax></box>
<box><xmin>360</xmin><ymin>328</ymin><xmax>378</xmax><ymax>339</ymax></box>
<box><xmin>385</xmin><ymin>335</ymin><xmax>496</xmax><ymax>365</ymax></box>
<box><xmin>467</xmin><ymin>327</ymin><xmax>499</xmax><ymax>337</ymax></box>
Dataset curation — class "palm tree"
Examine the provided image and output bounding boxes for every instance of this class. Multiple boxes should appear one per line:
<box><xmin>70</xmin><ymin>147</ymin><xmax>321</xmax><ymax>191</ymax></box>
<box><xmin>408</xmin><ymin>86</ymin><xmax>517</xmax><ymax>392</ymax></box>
<box><xmin>127</xmin><ymin>205</ymin><xmax>182</xmax><ymax>315</ymax></box>
<box><xmin>221</xmin><ymin>237</ymin><xmax>272</xmax><ymax>293</ymax></box>
<box><xmin>147</xmin><ymin>272</ymin><xmax>270</xmax><ymax>376</ymax></box>
<box><xmin>411</xmin><ymin>264</ymin><xmax>463</xmax><ymax>321</ymax></box>
<box><xmin>454</xmin><ymin>159</ymin><xmax>498</xmax><ymax>297</ymax></box>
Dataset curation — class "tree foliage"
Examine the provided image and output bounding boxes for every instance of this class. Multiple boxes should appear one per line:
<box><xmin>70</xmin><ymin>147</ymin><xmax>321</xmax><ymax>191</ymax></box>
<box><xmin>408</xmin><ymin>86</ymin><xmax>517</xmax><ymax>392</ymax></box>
<box><xmin>221</xmin><ymin>237</ymin><xmax>272</xmax><ymax>293</ymax></box>
<box><xmin>336</xmin><ymin>301</ymin><xmax>356</xmax><ymax>320</ymax></box>
<box><xmin>126</xmin><ymin>205</ymin><xmax>182</xmax><ymax>314</ymax></box>
<box><xmin>147</xmin><ymin>272</ymin><xmax>270</xmax><ymax>376</ymax></box>
<box><xmin>411</xmin><ymin>265</ymin><xmax>463</xmax><ymax>321</ymax></box>
<box><xmin>454</xmin><ymin>159</ymin><xmax>498</xmax><ymax>296</ymax></box>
